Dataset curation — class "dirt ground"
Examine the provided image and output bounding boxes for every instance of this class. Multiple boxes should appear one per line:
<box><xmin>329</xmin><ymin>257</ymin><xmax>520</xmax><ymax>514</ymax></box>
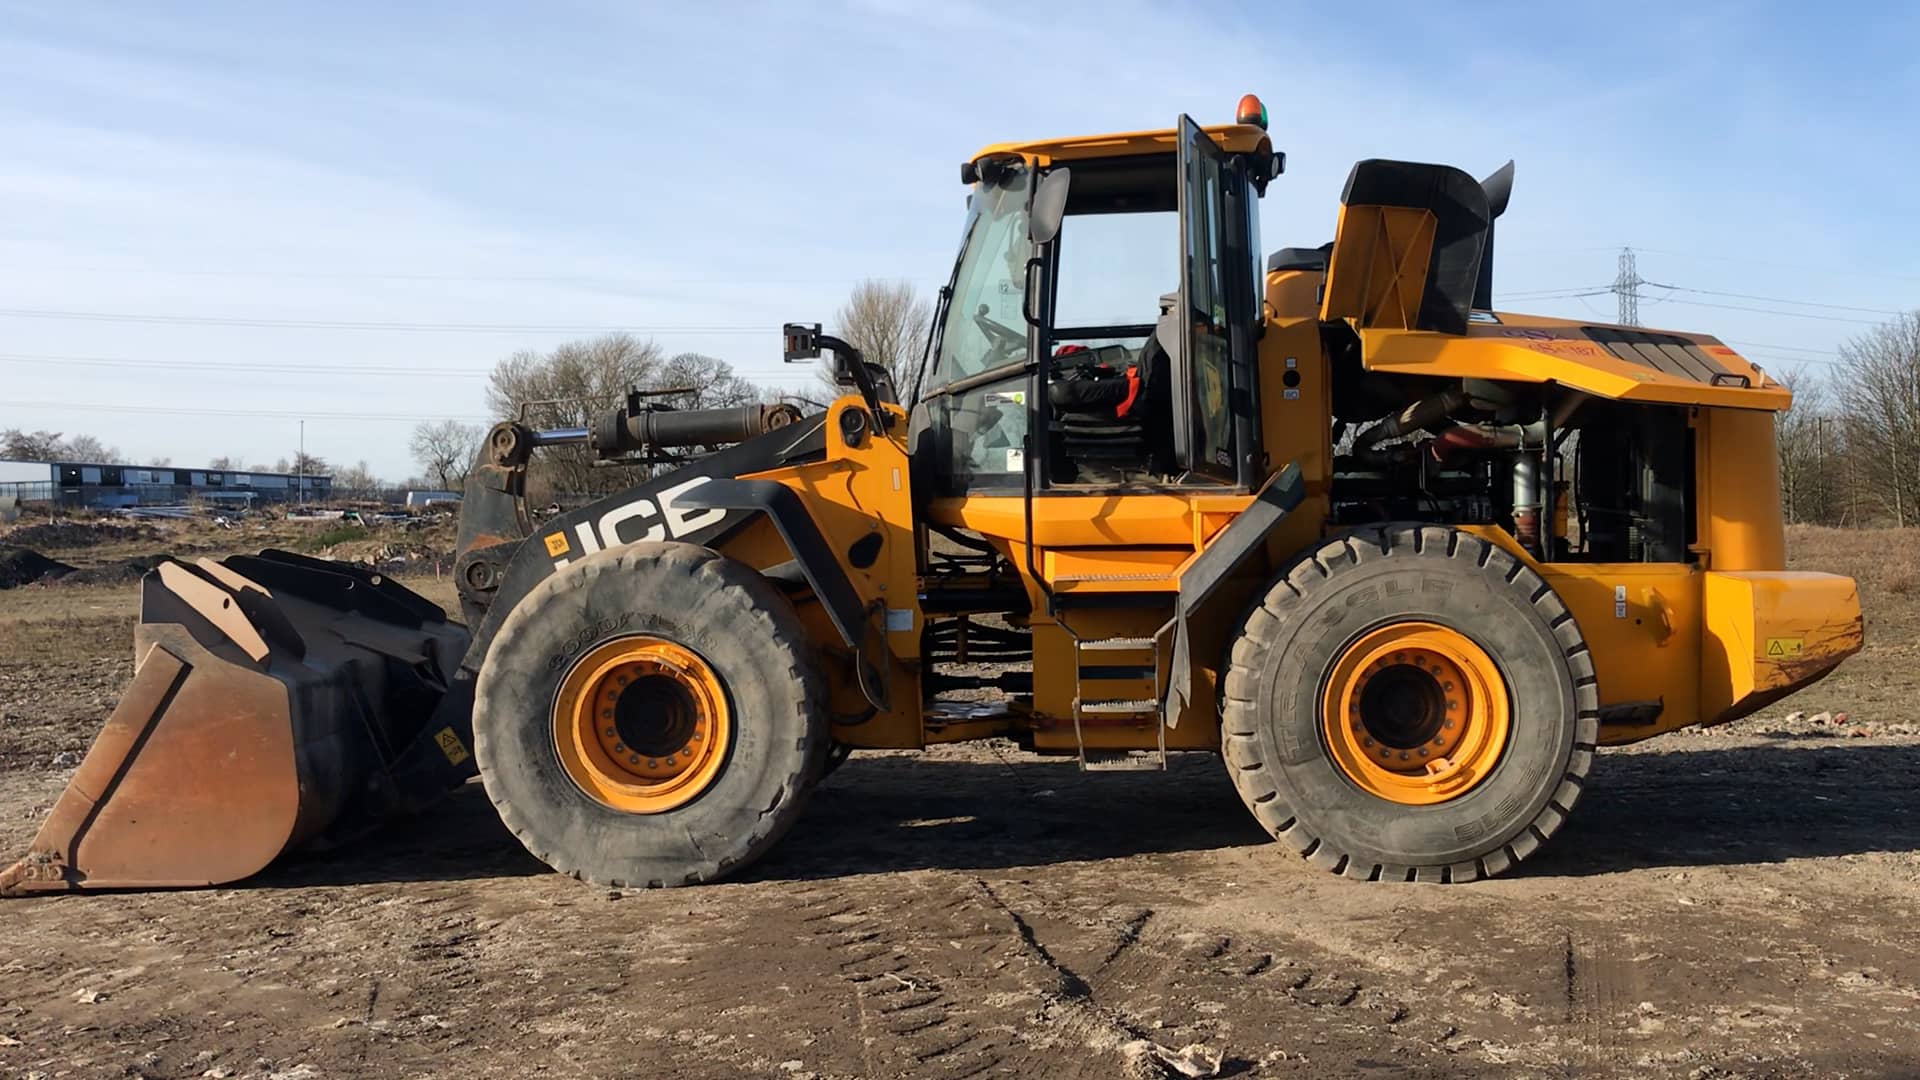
<box><xmin>1</xmin><ymin>527</ymin><xmax>1918</xmax><ymax>1079</ymax></box>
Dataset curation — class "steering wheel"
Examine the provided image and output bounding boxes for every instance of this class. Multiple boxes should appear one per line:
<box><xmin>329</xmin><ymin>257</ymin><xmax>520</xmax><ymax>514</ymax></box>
<box><xmin>974</xmin><ymin>305</ymin><xmax>1026</xmax><ymax>362</ymax></box>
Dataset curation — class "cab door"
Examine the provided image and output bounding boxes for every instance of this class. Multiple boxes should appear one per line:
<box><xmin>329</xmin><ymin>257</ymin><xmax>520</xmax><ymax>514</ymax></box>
<box><xmin>1172</xmin><ymin>115</ymin><xmax>1260</xmax><ymax>486</ymax></box>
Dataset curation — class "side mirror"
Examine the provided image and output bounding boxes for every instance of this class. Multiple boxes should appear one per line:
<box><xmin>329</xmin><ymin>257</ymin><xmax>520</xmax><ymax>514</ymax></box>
<box><xmin>1028</xmin><ymin>167</ymin><xmax>1072</xmax><ymax>245</ymax></box>
<box><xmin>782</xmin><ymin>322</ymin><xmax>822</xmax><ymax>362</ymax></box>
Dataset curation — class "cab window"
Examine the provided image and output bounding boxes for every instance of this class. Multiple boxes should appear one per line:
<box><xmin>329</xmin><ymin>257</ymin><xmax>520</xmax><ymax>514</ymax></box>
<box><xmin>935</xmin><ymin>166</ymin><xmax>1033</xmax><ymax>381</ymax></box>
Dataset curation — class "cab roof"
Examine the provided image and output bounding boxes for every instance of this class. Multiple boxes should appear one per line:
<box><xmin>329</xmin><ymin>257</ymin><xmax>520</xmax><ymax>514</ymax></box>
<box><xmin>969</xmin><ymin>123</ymin><xmax>1271</xmax><ymax>169</ymax></box>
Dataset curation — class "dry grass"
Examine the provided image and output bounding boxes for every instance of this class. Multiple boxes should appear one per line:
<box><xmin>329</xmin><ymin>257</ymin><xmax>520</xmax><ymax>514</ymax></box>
<box><xmin>1788</xmin><ymin>524</ymin><xmax>1920</xmax><ymax>592</ymax></box>
<box><xmin>1781</xmin><ymin>526</ymin><xmax>1920</xmax><ymax>724</ymax></box>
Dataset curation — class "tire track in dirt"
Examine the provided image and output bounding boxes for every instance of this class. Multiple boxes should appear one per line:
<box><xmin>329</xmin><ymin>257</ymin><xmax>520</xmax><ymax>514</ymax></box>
<box><xmin>978</xmin><ymin>878</ymin><xmax>1488</xmax><ymax>1076</ymax></box>
<box><xmin>788</xmin><ymin>879</ymin><xmax>1036</xmax><ymax>1078</ymax></box>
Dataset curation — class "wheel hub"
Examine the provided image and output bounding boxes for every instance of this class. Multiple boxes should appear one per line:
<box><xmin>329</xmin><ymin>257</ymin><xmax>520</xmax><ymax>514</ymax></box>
<box><xmin>551</xmin><ymin>636</ymin><xmax>731</xmax><ymax>813</ymax></box>
<box><xmin>1321</xmin><ymin>622</ymin><xmax>1509</xmax><ymax>805</ymax></box>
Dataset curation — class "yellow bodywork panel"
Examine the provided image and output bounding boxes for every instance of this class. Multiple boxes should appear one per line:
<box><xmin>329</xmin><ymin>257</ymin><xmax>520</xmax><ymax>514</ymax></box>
<box><xmin>1319</xmin><ymin>205</ymin><xmax>1437</xmax><ymax>330</ymax></box>
<box><xmin>739</xmin><ymin>398</ymin><xmax>926</xmax><ymax>749</ymax></box>
<box><xmin>1260</xmin><ymin>267</ymin><xmax>1338</xmax><ymax>541</ymax></box>
<box><xmin>1356</xmin><ymin>315</ymin><xmax>1789</xmax><ymax>409</ymax></box>
<box><xmin>1701</xmin><ymin>571</ymin><xmax>1863</xmax><ymax>724</ymax></box>
<box><xmin>1461</xmin><ymin>526</ymin><xmax>1861</xmax><ymax>744</ymax></box>
<box><xmin>1044</xmin><ymin>547</ymin><xmax>1186</xmax><ymax>592</ymax></box>
<box><xmin>970</xmin><ymin>123</ymin><xmax>1270</xmax><ymax>169</ymax></box>
<box><xmin>926</xmin><ymin>492</ymin><xmax>1254</xmax><ymax>550</ymax></box>
<box><xmin>1696</xmin><ymin>406</ymin><xmax>1789</xmax><ymax>570</ymax></box>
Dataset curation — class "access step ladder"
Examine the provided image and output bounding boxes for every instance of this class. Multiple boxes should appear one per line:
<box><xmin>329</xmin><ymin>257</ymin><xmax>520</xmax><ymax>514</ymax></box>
<box><xmin>1069</xmin><ymin>627</ymin><xmax>1172</xmax><ymax>771</ymax></box>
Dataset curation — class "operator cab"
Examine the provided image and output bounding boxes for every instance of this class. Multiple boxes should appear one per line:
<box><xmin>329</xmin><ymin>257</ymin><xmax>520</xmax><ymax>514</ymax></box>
<box><xmin>912</xmin><ymin>102</ymin><xmax>1282</xmax><ymax>499</ymax></box>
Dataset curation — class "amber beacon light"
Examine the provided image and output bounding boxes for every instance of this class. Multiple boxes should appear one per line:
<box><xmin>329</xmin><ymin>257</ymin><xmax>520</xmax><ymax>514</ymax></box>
<box><xmin>1236</xmin><ymin>93</ymin><xmax>1268</xmax><ymax>129</ymax></box>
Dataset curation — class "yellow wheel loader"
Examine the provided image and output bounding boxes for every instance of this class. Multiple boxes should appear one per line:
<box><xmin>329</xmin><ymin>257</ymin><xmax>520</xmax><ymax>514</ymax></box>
<box><xmin>3</xmin><ymin>97</ymin><xmax>1863</xmax><ymax>894</ymax></box>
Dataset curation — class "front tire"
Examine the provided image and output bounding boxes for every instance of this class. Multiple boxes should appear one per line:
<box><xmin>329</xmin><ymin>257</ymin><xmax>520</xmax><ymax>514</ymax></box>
<box><xmin>1222</xmin><ymin>525</ymin><xmax>1598</xmax><ymax>882</ymax></box>
<box><xmin>473</xmin><ymin>542</ymin><xmax>826</xmax><ymax>888</ymax></box>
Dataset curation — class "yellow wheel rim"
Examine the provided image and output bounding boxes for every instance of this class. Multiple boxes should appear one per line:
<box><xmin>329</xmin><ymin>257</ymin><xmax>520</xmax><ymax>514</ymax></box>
<box><xmin>1320</xmin><ymin>622</ymin><xmax>1509</xmax><ymax>806</ymax></box>
<box><xmin>551</xmin><ymin>636</ymin><xmax>731</xmax><ymax>814</ymax></box>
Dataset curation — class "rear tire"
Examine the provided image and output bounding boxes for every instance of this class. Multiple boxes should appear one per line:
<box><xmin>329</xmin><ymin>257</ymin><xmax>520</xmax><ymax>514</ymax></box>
<box><xmin>1221</xmin><ymin>525</ymin><xmax>1598</xmax><ymax>882</ymax></box>
<box><xmin>473</xmin><ymin>542</ymin><xmax>826</xmax><ymax>887</ymax></box>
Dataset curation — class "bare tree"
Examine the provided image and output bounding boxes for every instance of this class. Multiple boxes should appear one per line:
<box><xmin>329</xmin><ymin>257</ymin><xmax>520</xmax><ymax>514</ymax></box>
<box><xmin>2</xmin><ymin>429</ymin><xmax>64</xmax><ymax>460</ymax></box>
<box><xmin>1775</xmin><ymin>368</ymin><xmax>1838</xmax><ymax>525</ymax></box>
<box><xmin>207</xmin><ymin>456</ymin><xmax>243</xmax><ymax>471</ymax></box>
<box><xmin>60</xmin><ymin>434</ymin><xmax>120</xmax><ymax>464</ymax></box>
<box><xmin>661</xmin><ymin>352</ymin><xmax>760</xmax><ymax>409</ymax></box>
<box><xmin>331</xmin><ymin>460</ymin><xmax>382</xmax><ymax>501</ymax></box>
<box><xmin>289</xmin><ymin>451</ymin><xmax>328</xmax><ymax>477</ymax></box>
<box><xmin>1834</xmin><ymin>311</ymin><xmax>1920</xmax><ymax>526</ymax></box>
<box><xmin>409</xmin><ymin>420</ymin><xmax>484</xmax><ymax>492</ymax></box>
<box><xmin>822</xmin><ymin>279</ymin><xmax>931</xmax><ymax>402</ymax></box>
<box><xmin>1</xmin><ymin>429</ymin><xmax>124</xmax><ymax>462</ymax></box>
<box><xmin>487</xmin><ymin>334</ymin><xmax>666</xmax><ymax>498</ymax></box>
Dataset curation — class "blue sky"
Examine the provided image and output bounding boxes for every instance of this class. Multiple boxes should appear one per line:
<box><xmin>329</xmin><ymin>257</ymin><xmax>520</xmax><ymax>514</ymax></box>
<box><xmin>1</xmin><ymin>1</ymin><xmax>1915</xmax><ymax>479</ymax></box>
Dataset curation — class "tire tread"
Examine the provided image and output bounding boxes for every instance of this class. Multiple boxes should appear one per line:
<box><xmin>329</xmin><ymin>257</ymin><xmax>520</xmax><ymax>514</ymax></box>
<box><xmin>1219</xmin><ymin>524</ymin><xmax>1595</xmax><ymax>884</ymax></box>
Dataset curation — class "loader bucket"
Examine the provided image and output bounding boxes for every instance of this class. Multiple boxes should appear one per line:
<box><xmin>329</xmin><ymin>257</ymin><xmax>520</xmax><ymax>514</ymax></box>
<box><xmin>1</xmin><ymin>550</ymin><xmax>476</xmax><ymax>896</ymax></box>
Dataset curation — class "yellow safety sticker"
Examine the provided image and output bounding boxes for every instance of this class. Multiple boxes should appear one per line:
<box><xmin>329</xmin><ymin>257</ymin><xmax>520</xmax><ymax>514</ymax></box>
<box><xmin>543</xmin><ymin>532</ymin><xmax>570</xmax><ymax>557</ymax></box>
<box><xmin>434</xmin><ymin>727</ymin><xmax>471</xmax><ymax>766</ymax></box>
<box><xmin>1765</xmin><ymin>637</ymin><xmax>1804</xmax><ymax>658</ymax></box>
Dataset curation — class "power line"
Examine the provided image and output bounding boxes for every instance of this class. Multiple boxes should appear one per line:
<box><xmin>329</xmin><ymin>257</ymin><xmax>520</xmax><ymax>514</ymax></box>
<box><xmin>1631</xmin><ymin>247</ymin><xmax>1920</xmax><ymax>284</ymax></box>
<box><xmin>16</xmin><ymin>263</ymin><xmax>947</xmax><ymax>287</ymax></box>
<box><xmin>1495</xmin><ymin>246</ymin><xmax>1624</xmax><ymax>258</ymax></box>
<box><xmin>0</xmin><ymin>351</ymin><xmax>811</xmax><ymax>386</ymax></box>
<box><xmin>6</xmin><ymin>399</ymin><xmax>491</xmax><ymax>422</ymax></box>
<box><xmin>1746</xmin><ymin>352</ymin><xmax>1841</xmax><ymax>368</ymax></box>
<box><xmin>1643</xmin><ymin>283</ymin><xmax>1905</xmax><ymax>317</ymax></box>
<box><xmin>0</xmin><ymin>352</ymin><xmax>491</xmax><ymax>377</ymax></box>
<box><xmin>1641</xmin><ymin>297</ymin><xmax>1883</xmax><ymax>325</ymax></box>
<box><xmin>26</xmin><ymin>267</ymin><xmax>614</xmax><ymax>284</ymax></box>
<box><xmin>0</xmin><ymin>307</ymin><xmax>772</xmax><ymax>334</ymax></box>
<box><xmin>1498</xmin><ymin>285</ymin><xmax>1613</xmax><ymax>300</ymax></box>
<box><xmin>1725</xmin><ymin>339</ymin><xmax>1835</xmax><ymax>355</ymax></box>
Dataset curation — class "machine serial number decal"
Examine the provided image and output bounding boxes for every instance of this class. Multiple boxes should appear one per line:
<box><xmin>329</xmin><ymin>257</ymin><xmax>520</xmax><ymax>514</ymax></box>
<box><xmin>1528</xmin><ymin>340</ymin><xmax>1605</xmax><ymax>358</ymax></box>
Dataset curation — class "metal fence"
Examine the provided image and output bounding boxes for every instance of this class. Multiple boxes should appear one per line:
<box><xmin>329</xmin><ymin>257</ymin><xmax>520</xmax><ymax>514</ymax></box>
<box><xmin>0</xmin><ymin>481</ymin><xmax>358</xmax><ymax>510</ymax></box>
